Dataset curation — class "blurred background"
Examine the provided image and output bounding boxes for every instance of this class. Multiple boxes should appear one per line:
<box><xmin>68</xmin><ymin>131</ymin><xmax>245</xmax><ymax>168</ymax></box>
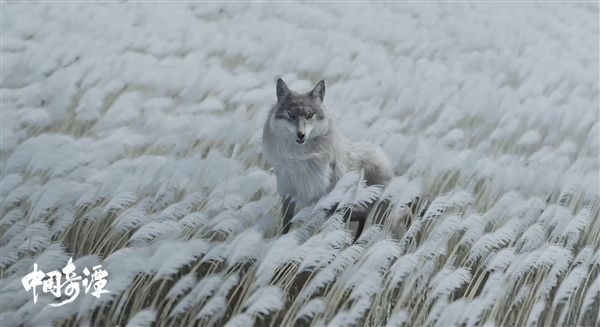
<box><xmin>1</xmin><ymin>1</ymin><xmax>599</xmax><ymax>327</ymax></box>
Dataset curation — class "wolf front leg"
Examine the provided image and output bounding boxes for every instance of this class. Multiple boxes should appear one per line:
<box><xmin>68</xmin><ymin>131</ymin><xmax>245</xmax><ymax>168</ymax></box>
<box><xmin>281</xmin><ymin>196</ymin><xmax>296</xmax><ymax>234</ymax></box>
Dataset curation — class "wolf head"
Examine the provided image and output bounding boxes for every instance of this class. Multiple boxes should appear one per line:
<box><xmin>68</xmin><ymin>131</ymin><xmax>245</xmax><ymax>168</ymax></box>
<box><xmin>271</xmin><ymin>78</ymin><xmax>329</xmax><ymax>145</ymax></box>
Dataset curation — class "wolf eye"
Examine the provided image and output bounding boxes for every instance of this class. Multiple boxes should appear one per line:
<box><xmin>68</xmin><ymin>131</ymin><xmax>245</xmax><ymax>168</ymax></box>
<box><xmin>287</xmin><ymin>111</ymin><xmax>295</xmax><ymax>119</ymax></box>
<box><xmin>307</xmin><ymin>113</ymin><xmax>314</xmax><ymax>119</ymax></box>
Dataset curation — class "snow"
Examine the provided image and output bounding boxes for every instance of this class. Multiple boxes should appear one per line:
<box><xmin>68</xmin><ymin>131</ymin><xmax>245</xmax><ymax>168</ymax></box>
<box><xmin>1</xmin><ymin>1</ymin><xmax>598</xmax><ymax>327</ymax></box>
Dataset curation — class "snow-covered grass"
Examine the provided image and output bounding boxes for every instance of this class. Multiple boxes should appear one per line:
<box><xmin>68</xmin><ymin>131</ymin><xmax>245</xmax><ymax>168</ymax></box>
<box><xmin>1</xmin><ymin>2</ymin><xmax>599</xmax><ymax>327</ymax></box>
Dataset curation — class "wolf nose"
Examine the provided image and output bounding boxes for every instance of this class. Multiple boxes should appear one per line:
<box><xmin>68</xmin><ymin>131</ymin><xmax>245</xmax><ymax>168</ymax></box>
<box><xmin>297</xmin><ymin>131</ymin><xmax>305</xmax><ymax>139</ymax></box>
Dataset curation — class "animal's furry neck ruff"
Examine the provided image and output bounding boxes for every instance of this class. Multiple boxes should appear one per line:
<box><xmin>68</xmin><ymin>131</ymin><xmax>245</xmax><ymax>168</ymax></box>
<box><xmin>263</xmin><ymin>103</ymin><xmax>346</xmax><ymax>206</ymax></box>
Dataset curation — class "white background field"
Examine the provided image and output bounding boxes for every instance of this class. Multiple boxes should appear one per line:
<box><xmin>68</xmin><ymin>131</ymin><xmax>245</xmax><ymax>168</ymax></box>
<box><xmin>1</xmin><ymin>2</ymin><xmax>598</xmax><ymax>327</ymax></box>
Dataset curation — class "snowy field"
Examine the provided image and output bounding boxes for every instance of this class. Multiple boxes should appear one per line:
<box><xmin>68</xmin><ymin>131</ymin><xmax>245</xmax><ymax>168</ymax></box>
<box><xmin>1</xmin><ymin>1</ymin><xmax>599</xmax><ymax>327</ymax></box>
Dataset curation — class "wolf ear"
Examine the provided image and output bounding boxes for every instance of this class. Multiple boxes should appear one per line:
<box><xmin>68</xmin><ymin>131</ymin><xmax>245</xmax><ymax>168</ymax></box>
<box><xmin>276</xmin><ymin>78</ymin><xmax>290</xmax><ymax>102</ymax></box>
<box><xmin>309</xmin><ymin>80</ymin><xmax>326</xmax><ymax>102</ymax></box>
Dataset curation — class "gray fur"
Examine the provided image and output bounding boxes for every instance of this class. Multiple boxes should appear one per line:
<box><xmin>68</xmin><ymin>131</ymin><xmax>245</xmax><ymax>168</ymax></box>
<box><xmin>262</xmin><ymin>79</ymin><xmax>394</xmax><ymax>228</ymax></box>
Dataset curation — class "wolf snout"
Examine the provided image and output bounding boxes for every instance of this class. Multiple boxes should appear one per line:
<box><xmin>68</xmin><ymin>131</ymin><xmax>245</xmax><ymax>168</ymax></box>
<box><xmin>296</xmin><ymin>131</ymin><xmax>306</xmax><ymax>144</ymax></box>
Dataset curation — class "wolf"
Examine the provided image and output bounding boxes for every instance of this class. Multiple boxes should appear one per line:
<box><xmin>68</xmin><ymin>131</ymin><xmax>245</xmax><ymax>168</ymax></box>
<box><xmin>262</xmin><ymin>78</ymin><xmax>395</xmax><ymax>238</ymax></box>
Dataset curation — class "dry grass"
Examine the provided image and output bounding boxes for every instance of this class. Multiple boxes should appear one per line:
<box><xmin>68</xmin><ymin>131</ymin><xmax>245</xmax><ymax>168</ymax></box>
<box><xmin>1</xmin><ymin>2</ymin><xmax>599</xmax><ymax>327</ymax></box>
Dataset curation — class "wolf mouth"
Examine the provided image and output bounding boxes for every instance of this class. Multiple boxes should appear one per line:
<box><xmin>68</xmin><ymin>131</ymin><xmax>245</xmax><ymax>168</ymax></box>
<box><xmin>296</xmin><ymin>139</ymin><xmax>305</xmax><ymax>144</ymax></box>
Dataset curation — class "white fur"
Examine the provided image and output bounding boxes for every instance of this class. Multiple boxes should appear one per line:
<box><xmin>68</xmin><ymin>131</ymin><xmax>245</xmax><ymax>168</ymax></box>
<box><xmin>262</xmin><ymin>82</ymin><xmax>394</xmax><ymax>209</ymax></box>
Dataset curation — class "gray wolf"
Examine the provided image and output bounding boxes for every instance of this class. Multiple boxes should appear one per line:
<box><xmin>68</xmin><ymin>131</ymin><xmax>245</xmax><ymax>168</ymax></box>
<box><xmin>262</xmin><ymin>78</ymin><xmax>394</xmax><ymax>237</ymax></box>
